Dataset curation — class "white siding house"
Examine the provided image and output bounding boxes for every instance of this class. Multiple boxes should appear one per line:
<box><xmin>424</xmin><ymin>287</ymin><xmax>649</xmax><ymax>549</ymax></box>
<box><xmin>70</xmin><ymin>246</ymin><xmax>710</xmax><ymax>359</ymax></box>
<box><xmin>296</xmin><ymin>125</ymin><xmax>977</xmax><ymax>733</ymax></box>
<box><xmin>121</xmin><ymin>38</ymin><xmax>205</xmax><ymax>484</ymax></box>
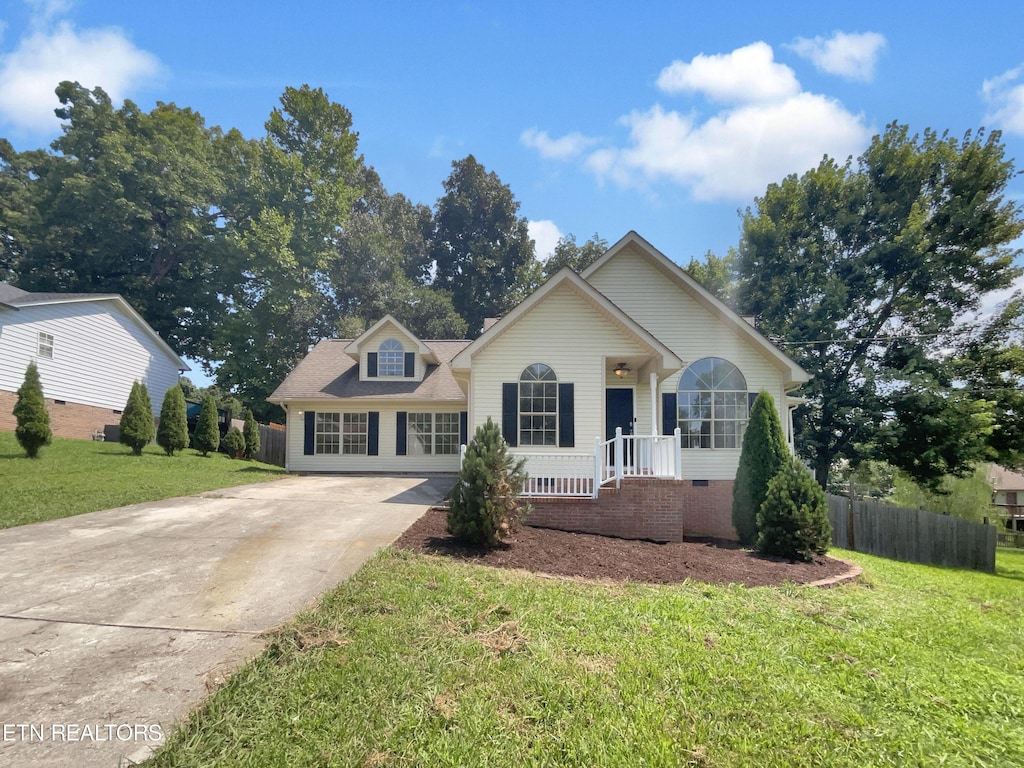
<box><xmin>269</xmin><ymin>232</ymin><xmax>810</xmax><ymax>540</ymax></box>
<box><xmin>0</xmin><ymin>283</ymin><xmax>188</xmax><ymax>437</ymax></box>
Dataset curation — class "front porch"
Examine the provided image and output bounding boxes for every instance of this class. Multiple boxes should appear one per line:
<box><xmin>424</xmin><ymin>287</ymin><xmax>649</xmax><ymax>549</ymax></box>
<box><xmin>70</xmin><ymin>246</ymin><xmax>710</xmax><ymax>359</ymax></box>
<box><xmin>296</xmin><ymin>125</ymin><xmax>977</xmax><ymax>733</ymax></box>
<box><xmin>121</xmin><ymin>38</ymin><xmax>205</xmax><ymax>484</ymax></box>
<box><xmin>493</xmin><ymin>428</ymin><xmax>736</xmax><ymax>542</ymax></box>
<box><xmin>460</xmin><ymin>428</ymin><xmax>684</xmax><ymax>500</ymax></box>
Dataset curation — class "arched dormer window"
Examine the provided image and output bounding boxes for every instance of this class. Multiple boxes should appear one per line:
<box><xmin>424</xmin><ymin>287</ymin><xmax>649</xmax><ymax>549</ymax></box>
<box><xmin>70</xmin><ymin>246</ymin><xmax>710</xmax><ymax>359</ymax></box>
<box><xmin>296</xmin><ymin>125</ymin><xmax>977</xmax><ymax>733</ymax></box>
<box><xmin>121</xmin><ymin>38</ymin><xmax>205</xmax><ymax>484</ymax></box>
<box><xmin>519</xmin><ymin>363</ymin><xmax>557</xmax><ymax>446</ymax></box>
<box><xmin>677</xmin><ymin>358</ymin><xmax>748</xmax><ymax>448</ymax></box>
<box><xmin>377</xmin><ymin>339</ymin><xmax>404</xmax><ymax>377</ymax></box>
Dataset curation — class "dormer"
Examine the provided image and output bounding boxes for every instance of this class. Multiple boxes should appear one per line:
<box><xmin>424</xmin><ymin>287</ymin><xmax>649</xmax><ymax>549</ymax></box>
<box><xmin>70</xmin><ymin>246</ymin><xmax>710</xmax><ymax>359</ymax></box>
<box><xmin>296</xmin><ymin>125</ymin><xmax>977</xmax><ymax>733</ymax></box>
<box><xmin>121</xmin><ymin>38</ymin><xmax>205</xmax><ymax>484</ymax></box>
<box><xmin>344</xmin><ymin>315</ymin><xmax>438</xmax><ymax>382</ymax></box>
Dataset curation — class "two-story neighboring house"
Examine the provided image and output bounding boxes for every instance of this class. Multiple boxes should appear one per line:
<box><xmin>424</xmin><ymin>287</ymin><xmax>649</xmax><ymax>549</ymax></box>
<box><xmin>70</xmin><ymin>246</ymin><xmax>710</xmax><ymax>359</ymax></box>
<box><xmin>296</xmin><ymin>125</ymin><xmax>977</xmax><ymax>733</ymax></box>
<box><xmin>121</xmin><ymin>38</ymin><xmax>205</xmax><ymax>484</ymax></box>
<box><xmin>0</xmin><ymin>282</ymin><xmax>189</xmax><ymax>440</ymax></box>
<box><xmin>269</xmin><ymin>232</ymin><xmax>810</xmax><ymax>541</ymax></box>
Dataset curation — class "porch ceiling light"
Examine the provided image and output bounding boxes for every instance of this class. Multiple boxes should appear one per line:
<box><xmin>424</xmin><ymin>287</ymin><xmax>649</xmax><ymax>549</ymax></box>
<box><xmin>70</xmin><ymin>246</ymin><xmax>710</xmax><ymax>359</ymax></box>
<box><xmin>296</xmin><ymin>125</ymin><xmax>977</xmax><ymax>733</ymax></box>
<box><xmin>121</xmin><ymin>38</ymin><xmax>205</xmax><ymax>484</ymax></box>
<box><xmin>613</xmin><ymin>362</ymin><xmax>631</xmax><ymax>378</ymax></box>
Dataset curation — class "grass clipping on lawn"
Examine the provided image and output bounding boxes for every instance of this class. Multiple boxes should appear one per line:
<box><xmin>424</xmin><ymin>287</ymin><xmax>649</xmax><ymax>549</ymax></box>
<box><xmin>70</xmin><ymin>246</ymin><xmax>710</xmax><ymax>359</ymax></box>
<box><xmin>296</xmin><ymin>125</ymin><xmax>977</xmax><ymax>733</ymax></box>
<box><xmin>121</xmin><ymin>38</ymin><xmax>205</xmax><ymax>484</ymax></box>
<box><xmin>147</xmin><ymin>547</ymin><xmax>1024</xmax><ymax>768</ymax></box>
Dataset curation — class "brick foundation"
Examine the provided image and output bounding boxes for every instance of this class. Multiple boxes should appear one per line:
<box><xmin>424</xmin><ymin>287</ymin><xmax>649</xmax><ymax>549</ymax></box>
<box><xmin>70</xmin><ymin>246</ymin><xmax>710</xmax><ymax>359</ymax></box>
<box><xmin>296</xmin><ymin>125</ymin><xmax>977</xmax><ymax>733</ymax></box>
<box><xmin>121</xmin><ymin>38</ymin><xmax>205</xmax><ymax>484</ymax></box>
<box><xmin>0</xmin><ymin>390</ymin><xmax>122</xmax><ymax>441</ymax></box>
<box><xmin>527</xmin><ymin>477</ymin><xmax>736</xmax><ymax>542</ymax></box>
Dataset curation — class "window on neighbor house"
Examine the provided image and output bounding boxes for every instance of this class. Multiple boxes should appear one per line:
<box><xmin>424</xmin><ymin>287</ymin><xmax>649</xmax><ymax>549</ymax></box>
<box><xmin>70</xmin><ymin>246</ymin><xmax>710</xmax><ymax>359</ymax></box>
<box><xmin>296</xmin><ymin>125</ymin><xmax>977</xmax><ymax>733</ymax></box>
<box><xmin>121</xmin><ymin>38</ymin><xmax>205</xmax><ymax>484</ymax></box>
<box><xmin>37</xmin><ymin>332</ymin><xmax>54</xmax><ymax>359</ymax></box>
<box><xmin>377</xmin><ymin>339</ymin><xmax>404</xmax><ymax>377</ymax></box>
<box><xmin>677</xmin><ymin>357</ymin><xmax>748</xmax><ymax>449</ymax></box>
<box><xmin>315</xmin><ymin>413</ymin><xmax>340</xmax><ymax>455</ymax></box>
<box><xmin>342</xmin><ymin>413</ymin><xmax>369</xmax><ymax>455</ymax></box>
<box><xmin>408</xmin><ymin>412</ymin><xmax>460</xmax><ymax>455</ymax></box>
<box><xmin>519</xmin><ymin>363</ymin><xmax>557</xmax><ymax>446</ymax></box>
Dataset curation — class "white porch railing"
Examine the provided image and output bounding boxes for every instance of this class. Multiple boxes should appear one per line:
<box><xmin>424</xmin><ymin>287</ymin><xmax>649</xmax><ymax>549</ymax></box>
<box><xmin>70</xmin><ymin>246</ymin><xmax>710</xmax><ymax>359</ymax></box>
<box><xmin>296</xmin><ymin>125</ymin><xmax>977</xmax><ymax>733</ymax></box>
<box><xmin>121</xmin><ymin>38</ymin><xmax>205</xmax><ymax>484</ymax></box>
<box><xmin>458</xmin><ymin>427</ymin><xmax>682</xmax><ymax>499</ymax></box>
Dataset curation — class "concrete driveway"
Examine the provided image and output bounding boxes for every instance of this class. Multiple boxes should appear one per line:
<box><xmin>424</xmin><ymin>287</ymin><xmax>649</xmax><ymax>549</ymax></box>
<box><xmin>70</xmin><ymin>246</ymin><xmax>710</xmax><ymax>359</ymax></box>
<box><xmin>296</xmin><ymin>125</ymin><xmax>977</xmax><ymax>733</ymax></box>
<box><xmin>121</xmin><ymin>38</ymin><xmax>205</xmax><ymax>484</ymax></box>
<box><xmin>0</xmin><ymin>474</ymin><xmax>451</xmax><ymax>768</ymax></box>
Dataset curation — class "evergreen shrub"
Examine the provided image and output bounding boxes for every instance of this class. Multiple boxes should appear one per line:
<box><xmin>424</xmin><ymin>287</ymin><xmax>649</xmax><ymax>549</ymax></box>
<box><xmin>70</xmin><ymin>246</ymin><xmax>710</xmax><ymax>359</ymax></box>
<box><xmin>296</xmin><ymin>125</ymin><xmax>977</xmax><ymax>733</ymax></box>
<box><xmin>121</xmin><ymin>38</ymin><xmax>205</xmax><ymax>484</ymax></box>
<box><xmin>14</xmin><ymin>361</ymin><xmax>51</xmax><ymax>458</ymax></box>
<box><xmin>119</xmin><ymin>381</ymin><xmax>155</xmax><ymax>456</ymax></box>
<box><xmin>157</xmin><ymin>385</ymin><xmax>189</xmax><ymax>456</ymax></box>
<box><xmin>732</xmin><ymin>390</ymin><xmax>789</xmax><ymax>546</ymax></box>
<box><xmin>757</xmin><ymin>457</ymin><xmax>832</xmax><ymax>561</ymax></box>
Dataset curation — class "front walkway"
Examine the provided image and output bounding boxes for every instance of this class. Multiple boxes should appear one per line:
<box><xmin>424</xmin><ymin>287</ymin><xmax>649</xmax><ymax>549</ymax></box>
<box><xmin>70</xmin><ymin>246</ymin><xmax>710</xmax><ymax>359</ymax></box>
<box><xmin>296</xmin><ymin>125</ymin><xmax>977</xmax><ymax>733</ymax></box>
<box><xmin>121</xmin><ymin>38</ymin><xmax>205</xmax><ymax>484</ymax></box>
<box><xmin>0</xmin><ymin>475</ymin><xmax>451</xmax><ymax>768</ymax></box>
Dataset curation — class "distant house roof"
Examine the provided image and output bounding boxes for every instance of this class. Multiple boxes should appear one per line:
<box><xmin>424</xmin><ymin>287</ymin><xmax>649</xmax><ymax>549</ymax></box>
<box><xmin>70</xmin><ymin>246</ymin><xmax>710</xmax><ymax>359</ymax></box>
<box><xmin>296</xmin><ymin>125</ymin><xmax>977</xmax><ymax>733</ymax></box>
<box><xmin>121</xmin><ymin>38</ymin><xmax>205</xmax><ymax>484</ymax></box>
<box><xmin>0</xmin><ymin>281</ymin><xmax>189</xmax><ymax>371</ymax></box>
<box><xmin>988</xmin><ymin>464</ymin><xmax>1024</xmax><ymax>493</ymax></box>
<box><xmin>268</xmin><ymin>339</ymin><xmax>471</xmax><ymax>403</ymax></box>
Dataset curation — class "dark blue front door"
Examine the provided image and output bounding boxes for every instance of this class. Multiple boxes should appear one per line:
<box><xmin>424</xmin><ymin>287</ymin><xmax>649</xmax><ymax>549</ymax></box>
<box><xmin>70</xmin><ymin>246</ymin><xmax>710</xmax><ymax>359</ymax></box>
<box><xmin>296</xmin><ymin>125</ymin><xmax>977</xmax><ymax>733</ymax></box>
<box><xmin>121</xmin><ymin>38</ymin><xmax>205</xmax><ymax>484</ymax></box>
<box><xmin>606</xmin><ymin>387</ymin><xmax>635</xmax><ymax>470</ymax></box>
<box><xmin>605</xmin><ymin>388</ymin><xmax>634</xmax><ymax>440</ymax></box>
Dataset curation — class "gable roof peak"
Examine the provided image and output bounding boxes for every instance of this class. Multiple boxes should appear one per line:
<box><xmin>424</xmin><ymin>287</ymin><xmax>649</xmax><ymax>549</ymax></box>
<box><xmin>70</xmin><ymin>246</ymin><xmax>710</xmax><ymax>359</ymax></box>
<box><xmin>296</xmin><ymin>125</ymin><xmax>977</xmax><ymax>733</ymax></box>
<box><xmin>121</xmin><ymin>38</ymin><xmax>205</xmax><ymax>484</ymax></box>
<box><xmin>343</xmin><ymin>314</ymin><xmax>435</xmax><ymax>359</ymax></box>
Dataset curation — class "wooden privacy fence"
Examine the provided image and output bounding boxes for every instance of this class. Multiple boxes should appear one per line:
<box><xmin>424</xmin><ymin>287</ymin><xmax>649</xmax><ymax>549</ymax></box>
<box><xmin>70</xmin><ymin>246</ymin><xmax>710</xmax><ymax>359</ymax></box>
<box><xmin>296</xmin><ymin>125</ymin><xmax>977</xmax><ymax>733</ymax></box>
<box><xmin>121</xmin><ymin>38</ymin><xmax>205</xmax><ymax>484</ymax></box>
<box><xmin>256</xmin><ymin>424</ymin><xmax>286</xmax><ymax>467</ymax></box>
<box><xmin>826</xmin><ymin>494</ymin><xmax>996</xmax><ymax>573</ymax></box>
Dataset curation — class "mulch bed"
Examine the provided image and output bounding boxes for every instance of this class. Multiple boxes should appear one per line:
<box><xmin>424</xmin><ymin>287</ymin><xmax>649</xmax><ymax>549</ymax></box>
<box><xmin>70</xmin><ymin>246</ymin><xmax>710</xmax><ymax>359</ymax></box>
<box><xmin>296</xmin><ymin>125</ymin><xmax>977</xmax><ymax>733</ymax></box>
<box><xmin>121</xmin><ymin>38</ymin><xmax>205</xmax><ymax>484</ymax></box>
<box><xmin>393</xmin><ymin>507</ymin><xmax>855</xmax><ymax>588</ymax></box>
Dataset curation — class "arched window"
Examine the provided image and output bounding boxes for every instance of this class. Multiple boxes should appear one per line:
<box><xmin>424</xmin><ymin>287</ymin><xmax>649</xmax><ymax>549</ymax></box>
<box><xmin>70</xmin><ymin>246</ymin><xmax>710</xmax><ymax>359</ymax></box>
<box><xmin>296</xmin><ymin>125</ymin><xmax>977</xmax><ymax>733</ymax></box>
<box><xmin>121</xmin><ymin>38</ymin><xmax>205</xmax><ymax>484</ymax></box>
<box><xmin>519</xmin><ymin>363</ymin><xmax>557</xmax><ymax>446</ymax></box>
<box><xmin>677</xmin><ymin>358</ymin><xmax>748</xmax><ymax>448</ymax></box>
<box><xmin>377</xmin><ymin>339</ymin><xmax>404</xmax><ymax>377</ymax></box>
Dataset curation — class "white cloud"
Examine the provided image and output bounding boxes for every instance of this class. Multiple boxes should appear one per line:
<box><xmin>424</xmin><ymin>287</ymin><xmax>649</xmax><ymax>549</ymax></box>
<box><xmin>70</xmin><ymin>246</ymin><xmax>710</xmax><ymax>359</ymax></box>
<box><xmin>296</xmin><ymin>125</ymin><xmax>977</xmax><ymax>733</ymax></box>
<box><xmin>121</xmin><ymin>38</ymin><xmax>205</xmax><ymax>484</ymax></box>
<box><xmin>528</xmin><ymin>219</ymin><xmax>563</xmax><ymax>261</ymax></box>
<box><xmin>587</xmin><ymin>95</ymin><xmax>869</xmax><ymax>201</ymax></box>
<box><xmin>0</xmin><ymin>20</ymin><xmax>162</xmax><ymax>132</ymax></box>
<box><xmin>520</xmin><ymin>127</ymin><xmax>598</xmax><ymax>159</ymax></box>
<box><xmin>26</xmin><ymin>0</ymin><xmax>75</xmax><ymax>26</ymax></box>
<box><xmin>787</xmin><ymin>32</ymin><xmax>887</xmax><ymax>81</ymax></box>
<box><xmin>539</xmin><ymin>43</ymin><xmax>872</xmax><ymax>202</ymax></box>
<box><xmin>656</xmin><ymin>42</ymin><xmax>800</xmax><ymax>104</ymax></box>
<box><xmin>983</xmin><ymin>65</ymin><xmax>1024</xmax><ymax>136</ymax></box>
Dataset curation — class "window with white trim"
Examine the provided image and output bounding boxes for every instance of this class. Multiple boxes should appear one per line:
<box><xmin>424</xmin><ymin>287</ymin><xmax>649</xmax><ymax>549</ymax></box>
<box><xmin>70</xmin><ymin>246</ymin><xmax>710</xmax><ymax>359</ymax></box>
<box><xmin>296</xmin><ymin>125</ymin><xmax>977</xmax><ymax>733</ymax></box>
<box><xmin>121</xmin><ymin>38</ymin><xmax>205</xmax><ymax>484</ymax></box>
<box><xmin>378</xmin><ymin>339</ymin><xmax>404</xmax><ymax>377</ymax></box>
<box><xmin>408</xmin><ymin>412</ymin><xmax>460</xmax><ymax>455</ymax></box>
<box><xmin>519</xmin><ymin>363</ymin><xmax>557</xmax><ymax>446</ymax></box>
<box><xmin>315</xmin><ymin>413</ymin><xmax>340</xmax><ymax>454</ymax></box>
<box><xmin>37</xmin><ymin>332</ymin><xmax>54</xmax><ymax>359</ymax></box>
<box><xmin>677</xmin><ymin>358</ymin><xmax>748</xmax><ymax>449</ymax></box>
<box><xmin>342</xmin><ymin>413</ymin><xmax>369</xmax><ymax>455</ymax></box>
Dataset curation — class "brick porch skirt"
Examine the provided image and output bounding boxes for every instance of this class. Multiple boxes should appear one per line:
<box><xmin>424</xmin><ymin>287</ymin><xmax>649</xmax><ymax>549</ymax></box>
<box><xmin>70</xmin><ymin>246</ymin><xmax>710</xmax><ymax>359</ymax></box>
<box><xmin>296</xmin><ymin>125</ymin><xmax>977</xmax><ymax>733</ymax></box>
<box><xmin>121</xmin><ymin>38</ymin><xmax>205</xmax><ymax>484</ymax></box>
<box><xmin>526</xmin><ymin>477</ymin><xmax>736</xmax><ymax>542</ymax></box>
<box><xmin>0</xmin><ymin>390</ymin><xmax>120</xmax><ymax>441</ymax></box>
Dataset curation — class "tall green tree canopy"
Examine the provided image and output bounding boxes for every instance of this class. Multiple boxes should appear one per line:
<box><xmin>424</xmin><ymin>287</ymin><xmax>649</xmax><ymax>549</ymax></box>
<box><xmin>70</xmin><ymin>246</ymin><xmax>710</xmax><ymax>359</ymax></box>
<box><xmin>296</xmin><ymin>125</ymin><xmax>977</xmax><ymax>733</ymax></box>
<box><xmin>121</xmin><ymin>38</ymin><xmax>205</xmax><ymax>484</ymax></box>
<box><xmin>430</xmin><ymin>155</ymin><xmax>535</xmax><ymax>336</ymax></box>
<box><xmin>211</xmin><ymin>85</ymin><xmax>364</xmax><ymax>418</ymax></box>
<box><xmin>9</xmin><ymin>83</ymin><xmax>229</xmax><ymax>360</ymax></box>
<box><xmin>738</xmin><ymin>123</ymin><xmax>1024</xmax><ymax>489</ymax></box>
<box><xmin>330</xmin><ymin>166</ymin><xmax>466</xmax><ymax>340</ymax></box>
<box><xmin>542</xmin><ymin>233</ymin><xmax>607</xmax><ymax>278</ymax></box>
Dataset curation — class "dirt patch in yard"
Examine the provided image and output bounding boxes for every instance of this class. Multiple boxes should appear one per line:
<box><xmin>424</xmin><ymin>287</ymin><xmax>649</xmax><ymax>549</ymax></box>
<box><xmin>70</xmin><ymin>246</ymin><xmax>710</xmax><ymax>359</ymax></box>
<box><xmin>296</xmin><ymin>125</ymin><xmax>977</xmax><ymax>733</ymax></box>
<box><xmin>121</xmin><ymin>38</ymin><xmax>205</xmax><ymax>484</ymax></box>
<box><xmin>393</xmin><ymin>508</ymin><xmax>856</xmax><ymax>588</ymax></box>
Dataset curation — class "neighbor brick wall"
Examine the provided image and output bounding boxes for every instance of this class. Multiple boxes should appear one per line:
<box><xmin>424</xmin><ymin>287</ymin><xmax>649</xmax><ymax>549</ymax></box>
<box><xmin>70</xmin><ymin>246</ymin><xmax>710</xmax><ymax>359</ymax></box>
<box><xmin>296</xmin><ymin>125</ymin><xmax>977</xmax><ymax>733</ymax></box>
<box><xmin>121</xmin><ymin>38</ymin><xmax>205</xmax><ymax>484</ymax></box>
<box><xmin>0</xmin><ymin>389</ymin><xmax>121</xmax><ymax>441</ymax></box>
<box><xmin>527</xmin><ymin>478</ymin><xmax>736</xmax><ymax>542</ymax></box>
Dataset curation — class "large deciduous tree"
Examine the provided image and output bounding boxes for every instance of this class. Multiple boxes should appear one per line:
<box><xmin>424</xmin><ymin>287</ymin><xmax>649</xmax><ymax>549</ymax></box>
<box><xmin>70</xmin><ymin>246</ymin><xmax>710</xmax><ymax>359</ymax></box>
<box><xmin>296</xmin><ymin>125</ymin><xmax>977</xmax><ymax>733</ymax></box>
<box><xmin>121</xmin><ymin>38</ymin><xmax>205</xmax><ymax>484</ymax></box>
<box><xmin>330</xmin><ymin>166</ymin><xmax>466</xmax><ymax>340</ymax></box>
<box><xmin>212</xmin><ymin>85</ymin><xmax>364</xmax><ymax>418</ymax></box>
<box><xmin>9</xmin><ymin>83</ymin><xmax>229</xmax><ymax>360</ymax></box>
<box><xmin>738</xmin><ymin>123</ymin><xmax>1023</xmax><ymax>489</ymax></box>
<box><xmin>542</xmin><ymin>233</ymin><xmax>607</xmax><ymax>278</ymax></box>
<box><xmin>430</xmin><ymin>155</ymin><xmax>535</xmax><ymax>336</ymax></box>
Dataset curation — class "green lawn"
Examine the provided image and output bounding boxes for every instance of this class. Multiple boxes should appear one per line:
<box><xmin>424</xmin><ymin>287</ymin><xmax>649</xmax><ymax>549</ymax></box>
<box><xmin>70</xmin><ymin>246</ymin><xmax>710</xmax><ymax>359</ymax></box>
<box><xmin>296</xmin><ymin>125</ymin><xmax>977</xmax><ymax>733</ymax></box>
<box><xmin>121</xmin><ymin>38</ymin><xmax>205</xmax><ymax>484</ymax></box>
<box><xmin>0</xmin><ymin>432</ymin><xmax>285</xmax><ymax>528</ymax></box>
<box><xmin>147</xmin><ymin>548</ymin><xmax>1024</xmax><ymax>767</ymax></box>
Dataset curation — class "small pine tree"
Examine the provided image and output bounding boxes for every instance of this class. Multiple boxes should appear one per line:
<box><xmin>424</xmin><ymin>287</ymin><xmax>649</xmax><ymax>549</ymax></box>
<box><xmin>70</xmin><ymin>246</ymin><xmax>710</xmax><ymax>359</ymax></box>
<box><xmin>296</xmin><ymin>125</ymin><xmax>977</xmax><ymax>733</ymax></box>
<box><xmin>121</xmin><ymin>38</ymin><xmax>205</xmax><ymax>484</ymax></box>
<box><xmin>193</xmin><ymin>395</ymin><xmax>221</xmax><ymax>456</ymax></box>
<box><xmin>757</xmin><ymin>457</ymin><xmax>832</xmax><ymax>561</ymax></box>
<box><xmin>732</xmin><ymin>390</ymin><xmax>789</xmax><ymax>546</ymax></box>
<box><xmin>447</xmin><ymin>418</ymin><xmax>529</xmax><ymax>547</ymax></box>
<box><xmin>157</xmin><ymin>385</ymin><xmax>189</xmax><ymax>456</ymax></box>
<box><xmin>13</xmin><ymin>361</ymin><xmax>51</xmax><ymax>458</ymax></box>
<box><xmin>222</xmin><ymin>426</ymin><xmax>245</xmax><ymax>457</ymax></box>
<box><xmin>243</xmin><ymin>408</ymin><xmax>260</xmax><ymax>460</ymax></box>
<box><xmin>119</xmin><ymin>381</ymin><xmax>155</xmax><ymax>456</ymax></box>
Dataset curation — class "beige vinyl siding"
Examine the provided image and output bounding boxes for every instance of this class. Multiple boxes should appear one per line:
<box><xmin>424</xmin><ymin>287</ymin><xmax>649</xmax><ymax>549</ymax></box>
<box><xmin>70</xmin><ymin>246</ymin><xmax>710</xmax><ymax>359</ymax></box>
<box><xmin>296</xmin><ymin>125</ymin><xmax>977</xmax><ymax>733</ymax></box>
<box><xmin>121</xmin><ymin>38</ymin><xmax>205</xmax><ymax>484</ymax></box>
<box><xmin>469</xmin><ymin>281</ymin><xmax>658</xmax><ymax>453</ymax></box>
<box><xmin>0</xmin><ymin>300</ymin><xmax>181</xmax><ymax>416</ymax></box>
<box><xmin>588</xmin><ymin>244</ymin><xmax>790</xmax><ymax>479</ymax></box>
<box><xmin>284</xmin><ymin>401</ymin><xmax>462</xmax><ymax>473</ymax></box>
<box><xmin>359</xmin><ymin>324</ymin><xmax>424</xmax><ymax>381</ymax></box>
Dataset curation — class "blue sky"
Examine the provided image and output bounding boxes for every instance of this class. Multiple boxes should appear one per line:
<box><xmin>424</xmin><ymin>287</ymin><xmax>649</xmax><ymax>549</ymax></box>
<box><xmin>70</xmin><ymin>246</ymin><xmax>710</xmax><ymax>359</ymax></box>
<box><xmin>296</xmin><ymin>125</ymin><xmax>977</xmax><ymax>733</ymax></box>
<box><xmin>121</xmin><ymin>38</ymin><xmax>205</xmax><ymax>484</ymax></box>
<box><xmin>2</xmin><ymin>0</ymin><xmax>1024</xmax><ymax>276</ymax></box>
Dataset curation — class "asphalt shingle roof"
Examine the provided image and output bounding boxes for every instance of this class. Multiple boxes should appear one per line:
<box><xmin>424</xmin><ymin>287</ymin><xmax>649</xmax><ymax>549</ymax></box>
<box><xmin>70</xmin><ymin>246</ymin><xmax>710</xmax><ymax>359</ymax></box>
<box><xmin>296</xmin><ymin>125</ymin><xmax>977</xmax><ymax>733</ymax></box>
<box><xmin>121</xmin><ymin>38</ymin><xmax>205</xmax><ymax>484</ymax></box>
<box><xmin>269</xmin><ymin>339</ymin><xmax>470</xmax><ymax>402</ymax></box>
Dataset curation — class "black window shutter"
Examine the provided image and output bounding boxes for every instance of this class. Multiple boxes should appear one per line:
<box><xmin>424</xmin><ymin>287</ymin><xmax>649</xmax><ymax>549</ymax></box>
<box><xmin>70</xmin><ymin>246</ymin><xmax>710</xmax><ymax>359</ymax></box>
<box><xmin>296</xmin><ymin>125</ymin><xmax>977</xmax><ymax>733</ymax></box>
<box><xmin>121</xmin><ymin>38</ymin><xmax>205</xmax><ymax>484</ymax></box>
<box><xmin>368</xmin><ymin>411</ymin><xmax>379</xmax><ymax>456</ymax></box>
<box><xmin>748</xmin><ymin>392</ymin><xmax>759</xmax><ymax>411</ymax></box>
<box><xmin>404</xmin><ymin>352</ymin><xmax>415</xmax><ymax>377</ymax></box>
<box><xmin>303</xmin><ymin>411</ymin><xmax>315</xmax><ymax>455</ymax></box>
<box><xmin>558</xmin><ymin>383</ymin><xmax>575</xmax><ymax>448</ymax></box>
<box><xmin>501</xmin><ymin>383</ymin><xmax>518</xmax><ymax>447</ymax></box>
<box><xmin>662</xmin><ymin>393</ymin><xmax>677</xmax><ymax>436</ymax></box>
<box><xmin>396</xmin><ymin>411</ymin><xmax>407</xmax><ymax>456</ymax></box>
<box><xmin>367</xmin><ymin>352</ymin><xmax>378</xmax><ymax>377</ymax></box>
<box><xmin>459</xmin><ymin>411</ymin><xmax>468</xmax><ymax>445</ymax></box>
